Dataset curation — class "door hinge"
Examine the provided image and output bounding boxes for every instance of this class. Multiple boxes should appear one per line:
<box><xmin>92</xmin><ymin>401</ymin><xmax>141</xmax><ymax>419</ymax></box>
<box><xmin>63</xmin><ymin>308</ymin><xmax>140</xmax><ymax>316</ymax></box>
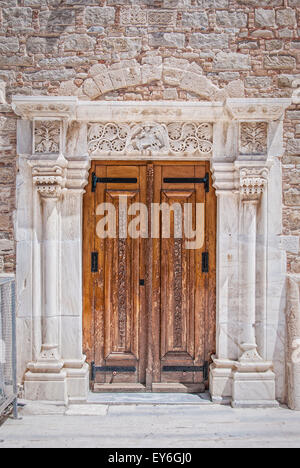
<box><xmin>163</xmin><ymin>173</ymin><xmax>210</xmax><ymax>192</ymax></box>
<box><xmin>91</xmin><ymin>252</ymin><xmax>98</xmax><ymax>273</ymax></box>
<box><xmin>202</xmin><ymin>252</ymin><xmax>209</xmax><ymax>273</ymax></box>
<box><xmin>91</xmin><ymin>362</ymin><xmax>136</xmax><ymax>380</ymax></box>
<box><xmin>162</xmin><ymin>361</ymin><xmax>209</xmax><ymax>381</ymax></box>
<box><xmin>92</xmin><ymin>172</ymin><xmax>138</xmax><ymax>192</ymax></box>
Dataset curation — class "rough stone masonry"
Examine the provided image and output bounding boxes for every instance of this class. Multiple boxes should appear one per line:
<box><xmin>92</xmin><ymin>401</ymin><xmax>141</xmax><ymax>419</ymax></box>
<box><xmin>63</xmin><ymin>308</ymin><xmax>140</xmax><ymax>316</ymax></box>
<box><xmin>0</xmin><ymin>0</ymin><xmax>299</xmax><ymax>278</ymax></box>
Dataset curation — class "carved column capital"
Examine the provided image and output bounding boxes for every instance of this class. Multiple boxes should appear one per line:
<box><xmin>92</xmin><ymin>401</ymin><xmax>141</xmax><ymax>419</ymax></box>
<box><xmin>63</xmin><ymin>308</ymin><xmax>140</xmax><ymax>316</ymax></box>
<box><xmin>239</xmin><ymin>167</ymin><xmax>268</xmax><ymax>201</ymax></box>
<box><xmin>31</xmin><ymin>161</ymin><xmax>67</xmax><ymax>200</ymax></box>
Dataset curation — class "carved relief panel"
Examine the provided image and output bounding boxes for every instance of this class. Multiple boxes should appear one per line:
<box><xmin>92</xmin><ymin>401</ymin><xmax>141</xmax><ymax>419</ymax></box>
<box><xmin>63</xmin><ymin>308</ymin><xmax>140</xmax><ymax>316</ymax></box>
<box><xmin>88</xmin><ymin>122</ymin><xmax>213</xmax><ymax>157</ymax></box>
<box><xmin>34</xmin><ymin>120</ymin><xmax>62</xmax><ymax>155</ymax></box>
<box><xmin>240</xmin><ymin>122</ymin><xmax>268</xmax><ymax>156</ymax></box>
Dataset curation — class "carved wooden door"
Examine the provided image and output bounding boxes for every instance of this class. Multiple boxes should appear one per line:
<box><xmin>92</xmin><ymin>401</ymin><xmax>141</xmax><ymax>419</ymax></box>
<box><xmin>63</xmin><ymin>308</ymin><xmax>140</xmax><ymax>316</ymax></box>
<box><xmin>83</xmin><ymin>163</ymin><xmax>147</xmax><ymax>390</ymax></box>
<box><xmin>83</xmin><ymin>162</ymin><xmax>216</xmax><ymax>392</ymax></box>
<box><xmin>150</xmin><ymin>164</ymin><xmax>216</xmax><ymax>393</ymax></box>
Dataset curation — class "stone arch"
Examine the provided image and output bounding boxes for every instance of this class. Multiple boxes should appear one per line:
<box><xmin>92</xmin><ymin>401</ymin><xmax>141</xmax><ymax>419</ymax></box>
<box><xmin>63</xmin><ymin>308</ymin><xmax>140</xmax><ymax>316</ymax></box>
<box><xmin>59</xmin><ymin>57</ymin><xmax>245</xmax><ymax>101</ymax></box>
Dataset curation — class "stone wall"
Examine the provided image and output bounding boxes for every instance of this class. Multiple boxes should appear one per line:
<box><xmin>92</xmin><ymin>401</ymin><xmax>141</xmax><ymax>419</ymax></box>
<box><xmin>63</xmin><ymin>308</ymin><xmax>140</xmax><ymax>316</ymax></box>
<box><xmin>0</xmin><ymin>0</ymin><xmax>299</xmax><ymax>277</ymax></box>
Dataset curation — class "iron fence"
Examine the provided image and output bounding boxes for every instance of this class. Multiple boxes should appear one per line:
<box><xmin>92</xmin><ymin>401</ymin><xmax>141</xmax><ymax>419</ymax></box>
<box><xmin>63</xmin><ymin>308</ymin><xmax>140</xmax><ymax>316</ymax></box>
<box><xmin>0</xmin><ymin>278</ymin><xmax>17</xmax><ymax>419</ymax></box>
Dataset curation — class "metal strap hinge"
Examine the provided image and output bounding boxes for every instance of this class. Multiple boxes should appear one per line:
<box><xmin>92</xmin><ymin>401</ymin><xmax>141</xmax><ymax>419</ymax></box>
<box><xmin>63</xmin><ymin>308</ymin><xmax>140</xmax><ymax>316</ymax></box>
<box><xmin>162</xmin><ymin>362</ymin><xmax>209</xmax><ymax>380</ymax></box>
<box><xmin>92</xmin><ymin>172</ymin><xmax>138</xmax><ymax>192</ymax></box>
<box><xmin>163</xmin><ymin>173</ymin><xmax>210</xmax><ymax>192</ymax></box>
<box><xmin>91</xmin><ymin>362</ymin><xmax>137</xmax><ymax>380</ymax></box>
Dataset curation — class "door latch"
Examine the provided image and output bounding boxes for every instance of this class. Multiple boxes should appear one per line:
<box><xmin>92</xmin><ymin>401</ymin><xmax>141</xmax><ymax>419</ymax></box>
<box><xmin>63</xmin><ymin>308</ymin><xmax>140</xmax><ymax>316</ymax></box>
<box><xmin>202</xmin><ymin>252</ymin><xmax>209</xmax><ymax>273</ymax></box>
<box><xmin>91</xmin><ymin>252</ymin><xmax>98</xmax><ymax>273</ymax></box>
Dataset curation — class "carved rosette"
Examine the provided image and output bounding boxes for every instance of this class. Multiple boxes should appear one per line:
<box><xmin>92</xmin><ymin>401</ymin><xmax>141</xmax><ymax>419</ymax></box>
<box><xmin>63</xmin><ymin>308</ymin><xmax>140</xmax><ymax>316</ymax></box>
<box><xmin>32</xmin><ymin>165</ymin><xmax>66</xmax><ymax>200</ymax></box>
<box><xmin>239</xmin><ymin>168</ymin><xmax>268</xmax><ymax>201</ymax></box>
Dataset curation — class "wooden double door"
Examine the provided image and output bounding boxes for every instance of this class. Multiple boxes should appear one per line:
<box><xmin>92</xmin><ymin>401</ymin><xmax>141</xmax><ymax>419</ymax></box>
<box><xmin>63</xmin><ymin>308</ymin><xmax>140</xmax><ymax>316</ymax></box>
<box><xmin>83</xmin><ymin>162</ymin><xmax>216</xmax><ymax>392</ymax></box>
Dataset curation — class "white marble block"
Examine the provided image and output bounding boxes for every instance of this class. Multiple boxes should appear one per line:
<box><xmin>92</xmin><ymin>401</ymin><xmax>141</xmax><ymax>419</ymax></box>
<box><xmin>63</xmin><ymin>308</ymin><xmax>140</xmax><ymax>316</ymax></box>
<box><xmin>209</xmin><ymin>361</ymin><xmax>233</xmax><ymax>404</ymax></box>
<box><xmin>24</xmin><ymin>371</ymin><xmax>68</xmax><ymax>404</ymax></box>
<box><xmin>232</xmin><ymin>370</ymin><xmax>278</xmax><ymax>408</ymax></box>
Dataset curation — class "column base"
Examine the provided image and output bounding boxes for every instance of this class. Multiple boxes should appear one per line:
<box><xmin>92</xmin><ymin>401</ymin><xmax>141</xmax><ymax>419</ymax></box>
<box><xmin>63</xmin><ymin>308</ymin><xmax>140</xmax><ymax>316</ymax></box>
<box><xmin>24</xmin><ymin>370</ymin><xmax>68</xmax><ymax>404</ymax></box>
<box><xmin>24</xmin><ymin>357</ymin><xmax>90</xmax><ymax>404</ymax></box>
<box><xmin>209</xmin><ymin>357</ymin><xmax>235</xmax><ymax>405</ymax></box>
<box><xmin>232</xmin><ymin>370</ymin><xmax>279</xmax><ymax>408</ymax></box>
<box><xmin>64</xmin><ymin>360</ymin><xmax>90</xmax><ymax>404</ymax></box>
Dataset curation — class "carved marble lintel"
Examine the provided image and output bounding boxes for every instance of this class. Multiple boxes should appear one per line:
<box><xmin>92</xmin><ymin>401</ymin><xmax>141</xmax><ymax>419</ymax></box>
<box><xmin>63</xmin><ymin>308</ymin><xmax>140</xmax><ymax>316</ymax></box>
<box><xmin>227</xmin><ymin>98</ymin><xmax>292</xmax><ymax>121</ymax></box>
<box><xmin>240</xmin><ymin>167</ymin><xmax>268</xmax><ymax>201</ymax></box>
<box><xmin>12</xmin><ymin>96</ymin><xmax>78</xmax><ymax>120</ymax></box>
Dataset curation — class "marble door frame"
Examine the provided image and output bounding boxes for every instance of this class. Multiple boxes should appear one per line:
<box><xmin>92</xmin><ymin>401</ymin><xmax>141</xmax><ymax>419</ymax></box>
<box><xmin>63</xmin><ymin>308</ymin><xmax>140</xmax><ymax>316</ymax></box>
<box><xmin>12</xmin><ymin>96</ymin><xmax>295</xmax><ymax>407</ymax></box>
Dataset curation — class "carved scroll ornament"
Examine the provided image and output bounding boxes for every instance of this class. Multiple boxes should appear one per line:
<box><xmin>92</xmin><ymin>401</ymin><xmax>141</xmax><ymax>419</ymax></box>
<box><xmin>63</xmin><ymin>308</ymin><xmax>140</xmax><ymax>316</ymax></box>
<box><xmin>88</xmin><ymin>122</ymin><xmax>213</xmax><ymax>157</ymax></box>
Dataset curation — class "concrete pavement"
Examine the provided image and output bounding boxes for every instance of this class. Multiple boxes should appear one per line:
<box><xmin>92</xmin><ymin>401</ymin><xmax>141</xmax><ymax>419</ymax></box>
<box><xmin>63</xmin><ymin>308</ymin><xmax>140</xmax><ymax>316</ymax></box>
<box><xmin>1</xmin><ymin>396</ymin><xmax>300</xmax><ymax>448</ymax></box>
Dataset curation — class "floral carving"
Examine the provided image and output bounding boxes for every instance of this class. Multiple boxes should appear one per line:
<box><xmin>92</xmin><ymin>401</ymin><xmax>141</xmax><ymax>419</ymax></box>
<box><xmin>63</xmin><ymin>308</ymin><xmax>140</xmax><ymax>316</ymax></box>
<box><xmin>34</xmin><ymin>121</ymin><xmax>61</xmax><ymax>154</ymax></box>
<box><xmin>240</xmin><ymin>122</ymin><xmax>268</xmax><ymax>155</ymax></box>
<box><xmin>120</xmin><ymin>8</ymin><xmax>147</xmax><ymax>26</ymax></box>
<box><xmin>173</xmin><ymin>238</ymin><xmax>183</xmax><ymax>349</ymax></box>
<box><xmin>167</xmin><ymin>122</ymin><xmax>213</xmax><ymax>155</ymax></box>
<box><xmin>120</xmin><ymin>9</ymin><xmax>175</xmax><ymax>26</ymax></box>
<box><xmin>118</xmin><ymin>239</ymin><xmax>127</xmax><ymax>350</ymax></box>
<box><xmin>148</xmin><ymin>11</ymin><xmax>176</xmax><ymax>26</ymax></box>
<box><xmin>88</xmin><ymin>122</ymin><xmax>213</xmax><ymax>156</ymax></box>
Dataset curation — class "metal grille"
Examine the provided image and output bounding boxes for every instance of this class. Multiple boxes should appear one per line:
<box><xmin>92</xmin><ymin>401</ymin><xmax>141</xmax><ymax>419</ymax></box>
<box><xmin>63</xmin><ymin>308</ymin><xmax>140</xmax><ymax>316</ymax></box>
<box><xmin>0</xmin><ymin>278</ymin><xmax>18</xmax><ymax>419</ymax></box>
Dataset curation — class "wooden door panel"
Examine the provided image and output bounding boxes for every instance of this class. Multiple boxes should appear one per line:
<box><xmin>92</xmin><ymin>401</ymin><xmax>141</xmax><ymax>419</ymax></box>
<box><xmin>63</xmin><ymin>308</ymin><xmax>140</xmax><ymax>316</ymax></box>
<box><xmin>93</xmin><ymin>165</ymin><xmax>146</xmax><ymax>384</ymax></box>
<box><xmin>156</xmin><ymin>164</ymin><xmax>209</xmax><ymax>386</ymax></box>
<box><xmin>160</xmin><ymin>189</ymin><xmax>195</xmax><ymax>360</ymax></box>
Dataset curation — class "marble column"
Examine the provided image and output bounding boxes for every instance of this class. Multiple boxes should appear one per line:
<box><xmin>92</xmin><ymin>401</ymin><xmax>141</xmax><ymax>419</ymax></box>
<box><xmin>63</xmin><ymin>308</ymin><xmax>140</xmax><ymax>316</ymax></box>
<box><xmin>209</xmin><ymin>163</ymin><xmax>240</xmax><ymax>404</ymax></box>
<box><xmin>240</xmin><ymin>199</ymin><xmax>259</xmax><ymax>356</ymax></box>
<box><xmin>232</xmin><ymin>167</ymin><xmax>278</xmax><ymax>408</ymax></box>
<box><xmin>24</xmin><ymin>162</ymin><xmax>68</xmax><ymax>403</ymax></box>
